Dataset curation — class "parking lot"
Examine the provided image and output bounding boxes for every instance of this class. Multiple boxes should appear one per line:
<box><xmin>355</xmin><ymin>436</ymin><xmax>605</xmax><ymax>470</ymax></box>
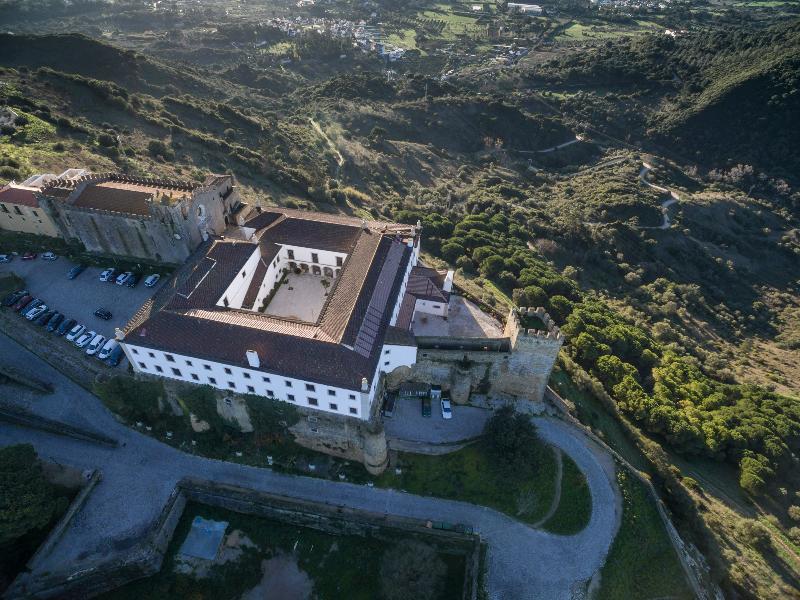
<box><xmin>0</xmin><ymin>256</ymin><xmax>163</xmax><ymax>367</ymax></box>
<box><xmin>384</xmin><ymin>397</ymin><xmax>490</xmax><ymax>444</ymax></box>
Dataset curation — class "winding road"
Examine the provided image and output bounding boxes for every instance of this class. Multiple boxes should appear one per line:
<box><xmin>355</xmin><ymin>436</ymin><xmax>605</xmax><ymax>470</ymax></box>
<box><xmin>0</xmin><ymin>333</ymin><xmax>621</xmax><ymax>599</ymax></box>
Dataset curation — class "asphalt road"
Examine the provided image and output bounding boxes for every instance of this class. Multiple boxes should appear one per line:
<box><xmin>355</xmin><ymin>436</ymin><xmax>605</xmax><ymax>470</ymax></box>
<box><xmin>0</xmin><ymin>333</ymin><xmax>622</xmax><ymax>599</ymax></box>
<box><xmin>0</xmin><ymin>256</ymin><xmax>162</xmax><ymax>342</ymax></box>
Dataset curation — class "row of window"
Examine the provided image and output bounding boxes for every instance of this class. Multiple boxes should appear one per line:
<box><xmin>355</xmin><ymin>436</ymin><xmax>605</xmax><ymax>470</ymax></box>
<box><xmin>285</xmin><ymin>248</ymin><xmax>344</xmax><ymax>267</ymax></box>
<box><xmin>0</xmin><ymin>204</ymin><xmax>37</xmax><ymax>216</ymax></box>
<box><xmin>130</xmin><ymin>348</ymin><xmax>360</xmax><ymax>414</ymax></box>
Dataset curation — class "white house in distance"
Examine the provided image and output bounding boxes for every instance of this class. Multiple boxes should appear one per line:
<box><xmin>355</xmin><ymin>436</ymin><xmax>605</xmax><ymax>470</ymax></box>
<box><xmin>119</xmin><ymin>208</ymin><xmax>422</xmax><ymax>420</ymax></box>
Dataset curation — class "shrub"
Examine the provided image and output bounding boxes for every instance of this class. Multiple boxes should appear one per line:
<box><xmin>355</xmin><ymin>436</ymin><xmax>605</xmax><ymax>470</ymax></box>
<box><xmin>380</xmin><ymin>540</ymin><xmax>445</xmax><ymax>600</ymax></box>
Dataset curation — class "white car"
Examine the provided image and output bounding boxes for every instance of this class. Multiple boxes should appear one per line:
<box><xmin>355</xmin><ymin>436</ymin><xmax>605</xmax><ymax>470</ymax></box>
<box><xmin>65</xmin><ymin>324</ymin><xmax>86</xmax><ymax>342</ymax></box>
<box><xmin>25</xmin><ymin>304</ymin><xmax>48</xmax><ymax>321</ymax></box>
<box><xmin>115</xmin><ymin>271</ymin><xmax>133</xmax><ymax>286</ymax></box>
<box><xmin>85</xmin><ymin>334</ymin><xmax>106</xmax><ymax>356</ymax></box>
<box><xmin>97</xmin><ymin>339</ymin><xmax>119</xmax><ymax>360</ymax></box>
<box><xmin>41</xmin><ymin>252</ymin><xmax>58</xmax><ymax>261</ymax></box>
<box><xmin>74</xmin><ymin>330</ymin><xmax>97</xmax><ymax>348</ymax></box>
<box><xmin>441</xmin><ymin>398</ymin><xmax>453</xmax><ymax>420</ymax></box>
<box><xmin>0</xmin><ymin>254</ymin><xmax>12</xmax><ymax>263</ymax></box>
<box><xmin>99</xmin><ymin>268</ymin><xmax>116</xmax><ymax>282</ymax></box>
<box><xmin>144</xmin><ymin>273</ymin><xmax>160</xmax><ymax>288</ymax></box>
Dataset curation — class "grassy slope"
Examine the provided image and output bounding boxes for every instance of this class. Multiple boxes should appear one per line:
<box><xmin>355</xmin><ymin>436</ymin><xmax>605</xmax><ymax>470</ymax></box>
<box><xmin>377</xmin><ymin>439</ymin><xmax>559</xmax><ymax>525</ymax></box>
<box><xmin>542</xmin><ymin>454</ymin><xmax>592</xmax><ymax>535</ymax></box>
<box><xmin>598</xmin><ymin>469</ymin><xmax>693</xmax><ymax>600</ymax></box>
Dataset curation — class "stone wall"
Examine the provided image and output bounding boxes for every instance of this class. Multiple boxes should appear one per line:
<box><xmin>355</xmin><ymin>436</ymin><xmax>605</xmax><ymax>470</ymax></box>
<box><xmin>37</xmin><ymin>174</ymin><xmax>240</xmax><ymax>264</ymax></box>
<box><xmin>400</xmin><ymin>306</ymin><xmax>563</xmax><ymax>405</ymax></box>
<box><xmin>8</xmin><ymin>478</ymin><xmax>481</xmax><ymax>600</ymax></box>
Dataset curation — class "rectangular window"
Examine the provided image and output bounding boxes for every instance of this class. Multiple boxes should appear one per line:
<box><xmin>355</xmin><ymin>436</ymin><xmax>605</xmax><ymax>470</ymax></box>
<box><xmin>336</xmin><ymin>256</ymin><xmax>343</xmax><ymax>266</ymax></box>
<box><xmin>329</xmin><ymin>403</ymin><xmax>338</xmax><ymax>411</ymax></box>
<box><xmin>266</xmin><ymin>390</ymin><xmax>274</xmax><ymax>397</ymax></box>
<box><xmin>148</xmin><ymin>352</ymin><xmax>155</xmax><ymax>358</ymax></box>
<box><xmin>241</xmin><ymin>270</ymin><xmax>246</xmax><ymax>278</ymax></box>
<box><xmin>305</xmin><ymin>383</ymin><xmax>315</xmax><ymax>392</ymax></box>
<box><xmin>171</xmin><ymin>368</ymin><xmax>181</xmax><ymax>376</ymax></box>
<box><xmin>32</xmin><ymin>210</ymin><xmax>38</xmax><ymax>217</ymax></box>
<box><xmin>348</xmin><ymin>394</ymin><xmax>356</xmax><ymax>400</ymax></box>
<box><xmin>285</xmin><ymin>380</ymin><xmax>292</xmax><ymax>388</ymax></box>
<box><xmin>131</xmin><ymin>348</ymin><xmax>139</xmax><ymax>355</ymax></box>
<box><xmin>185</xmin><ymin>359</ymin><xmax>193</xmax><ymax>366</ymax></box>
<box><xmin>262</xmin><ymin>376</ymin><xmax>270</xmax><ymax>383</ymax></box>
<box><xmin>191</xmin><ymin>374</ymin><xmax>199</xmax><ymax>381</ymax></box>
<box><xmin>165</xmin><ymin>354</ymin><xmax>175</xmax><ymax>363</ymax></box>
<box><xmin>247</xmin><ymin>385</ymin><xmax>255</xmax><ymax>393</ymax></box>
<box><xmin>224</xmin><ymin>367</ymin><xmax>232</xmax><ymax>375</ymax></box>
<box><xmin>349</xmin><ymin>407</ymin><xmax>357</xmax><ymax>415</ymax></box>
<box><xmin>204</xmin><ymin>364</ymin><xmax>211</xmax><ymax>371</ymax></box>
<box><xmin>287</xmin><ymin>394</ymin><xmax>295</xmax><ymax>401</ymax></box>
<box><xmin>138</xmin><ymin>362</ymin><xmax>147</xmax><ymax>369</ymax></box>
<box><xmin>0</xmin><ymin>204</ymin><xmax>7</xmax><ymax>213</ymax></box>
<box><xmin>287</xmin><ymin>249</ymin><xmax>294</xmax><ymax>259</ymax></box>
<box><xmin>243</xmin><ymin>372</ymin><xmax>251</xmax><ymax>379</ymax></box>
<box><xmin>308</xmin><ymin>398</ymin><xmax>318</xmax><ymax>406</ymax></box>
<box><xmin>13</xmin><ymin>206</ymin><xmax>22</xmax><ymax>215</ymax></box>
<box><xmin>155</xmin><ymin>365</ymin><xmax>163</xmax><ymax>373</ymax></box>
<box><xmin>209</xmin><ymin>377</ymin><xmax>217</xmax><ymax>384</ymax></box>
<box><xmin>311</xmin><ymin>253</ymin><xmax>319</xmax><ymax>263</ymax></box>
<box><xmin>228</xmin><ymin>382</ymin><xmax>235</xmax><ymax>389</ymax></box>
<box><xmin>327</xmin><ymin>389</ymin><xmax>336</xmax><ymax>397</ymax></box>
<box><xmin>384</xmin><ymin>349</ymin><xmax>390</xmax><ymax>355</ymax></box>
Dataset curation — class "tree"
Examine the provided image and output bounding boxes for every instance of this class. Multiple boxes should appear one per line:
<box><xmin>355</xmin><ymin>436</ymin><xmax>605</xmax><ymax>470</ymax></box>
<box><xmin>441</xmin><ymin>242</ymin><xmax>465</xmax><ymax>264</ymax></box>
<box><xmin>479</xmin><ymin>254</ymin><xmax>504</xmax><ymax>278</ymax></box>
<box><xmin>484</xmin><ymin>405</ymin><xmax>540</xmax><ymax>477</ymax></box>
<box><xmin>380</xmin><ymin>540</ymin><xmax>446</xmax><ymax>600</ymax></box>
<box><xmin>0</xmin><ymin>444</ymin><xmax>66</xmax><ymax>547</ymax></box>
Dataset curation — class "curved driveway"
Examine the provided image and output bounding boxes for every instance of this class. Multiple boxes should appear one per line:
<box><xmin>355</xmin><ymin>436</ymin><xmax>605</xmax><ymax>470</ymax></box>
<box><xmin>0</xmin><ymin>334</ymin><xmax>621</xmax><ymax>599</ymax></box>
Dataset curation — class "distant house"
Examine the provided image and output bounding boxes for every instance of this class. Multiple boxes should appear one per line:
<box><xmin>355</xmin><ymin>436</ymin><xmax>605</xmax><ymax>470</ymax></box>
<box><xmin>508</xmin><ymin>3</ymin><xmax>543</xmax><ymax>14</ymax></box>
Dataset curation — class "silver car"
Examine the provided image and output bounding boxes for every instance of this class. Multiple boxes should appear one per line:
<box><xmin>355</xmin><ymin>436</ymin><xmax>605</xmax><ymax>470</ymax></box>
<box><xmin>86</xmin><ymin>335</ymin><xmax>107</xmax><ymax>356</ymax></box>
<box><xmin>66</xmin><ymin>324</ymin><xmax>86</xmax><ymax>342</ymax></box>
<box><xmin>74</xmin><ymin>330</ymin><xmax>97</xmax><ymax>348</ymax></box>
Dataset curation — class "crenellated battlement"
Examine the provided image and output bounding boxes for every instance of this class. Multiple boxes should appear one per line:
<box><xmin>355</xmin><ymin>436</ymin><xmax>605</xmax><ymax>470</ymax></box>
<box><xmin>505</xmin><ymin>306</ymin><xmax>564</xmax><ymax>343</ymax></box>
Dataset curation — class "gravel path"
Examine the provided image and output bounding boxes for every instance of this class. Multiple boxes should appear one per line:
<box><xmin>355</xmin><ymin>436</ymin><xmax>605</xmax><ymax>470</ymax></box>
<box><xmin>0</xmin><ymin>334</ymin><xmax>622</xmax><ymax>599</ymax></box>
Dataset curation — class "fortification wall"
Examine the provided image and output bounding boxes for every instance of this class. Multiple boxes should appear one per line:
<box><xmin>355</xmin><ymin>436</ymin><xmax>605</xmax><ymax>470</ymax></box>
<box><xmin>400</xmin><ymin>306</ymin><xmax>563</xmax><ymax>404</ymax></box>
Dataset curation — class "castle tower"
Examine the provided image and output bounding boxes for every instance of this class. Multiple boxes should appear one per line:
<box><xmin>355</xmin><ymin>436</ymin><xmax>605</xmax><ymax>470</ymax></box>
<box><xmin>496</xmin><ymin>307</ymin><xmax>564</xmax><ymax>403</ymax></box>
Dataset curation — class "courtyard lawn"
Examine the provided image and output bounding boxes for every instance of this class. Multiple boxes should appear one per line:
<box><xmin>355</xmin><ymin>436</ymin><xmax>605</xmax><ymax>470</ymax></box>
<box><xmin>377</xmin><ymin>438</ymin><xmax>559</xmax><ymax>525</ymax></box>
<box><xmin>542</xmin><ymin>454</ymin><xmax>592</xmax><ymax>535</ymax></box>
<box><xmin>103</xmin><ymin>502</ymin><xmax>466</xmax><ymax>600</ymax></box>
<box><xmin>597</xmin><ymin>469</ymin><xmax>693</xmax><ymax>600</ymax></box>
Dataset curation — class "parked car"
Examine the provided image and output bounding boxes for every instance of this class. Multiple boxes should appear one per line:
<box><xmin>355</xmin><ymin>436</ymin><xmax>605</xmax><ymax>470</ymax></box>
<box><xmin>57</xmin><ymin>318</ymin><xmax>76</xmax><ymax>336</ymax></box>
<box><xmin>65</xmin><ymin>323</ymin><xmax>86</xmax><ymax>342</ymax></box>
<box><xmin>94</xmin><ymin>308</ymin><xmax>112</xmax><ymax>320</ymax></box>
<box><xmin>422</xmin><ymin>397</ymin><xmax>432</xmax><ymax>418</ymax></box>
<box><xmin>85</xmin><ymin>334</ymin><xmax>106</xmax><ymax>356</ymax></box>
<box><xmin>97</xmin><ymin>339</ymin><xmax>119</xmax><ymax>360</ymax></box>
<box><xmin>74</xmin><ymin>330</ymin><xmax>97</xmax><ymax>348</ymax></box>
<box><xmin>22</xmin><ymin>298</ymin><xmax>43</xmax><ymax>314</ymax></box>
<box><xmin>125</xmin><ymin>273</ymin><xmax>140</xmax><ymax>288</ymax></box>
<box><xmin>34</xmin><ymin>309</ymin><xmax>56</xmax><ymax>326</ymax></box>
<box><xmin>0</xmin><ymin>254</ymin><xmax>12</xmax><ymax>263</ymax></box>
<box><xmin>99</xmin><ymin>268</ymin><xmax>117</xmax><ymax>282</ymax></box>
<box><xmin>22</xmin><ymin>251</ymin><xmax>37</xmax><ymax>260</ymax></box>
<box><xmin>105</xmin><ymin>345</ymin><xmax>125</xmax><ymax>367</ymax></box>
<box><xmin>441</xmin><ymin>397</ymin><xmax>453</xmax><ymax>420</ymax></box>
<box><xmin>67</xmin><ymin>264</ymin><xmax>86</xmax><ymax>280</ymax></box>
<box><xmin>41</xmin><ymin>252</ymin><xmax>58</xmax><ymax>261</ymax></box>
<box><xmin>115</xmin><ymin>271</ymin><xmax>133</xmax><ymax>286</ymax></box>
<box><xmin>2</xmin><ymin>289</ymin><xmax>27</xmax><ymax>306</ymax></box>
<box><xmin>13</xmin><ymin>295</ymin><xmax>33</xmax><ymax>312</ymax></box>
<box><xmin>144</xmin><ymin>273</ymin><xmax>160</xmax><ymax>288</ymax></box>
<box><xmin>25</xmin><ymin>304</ymin><xmax>48</xmax><ymax>321</ymax></box>
<box><xmin>46</xmin><ymin>313</ymin><xmax>64</xmax><ymax>332</ymax></box>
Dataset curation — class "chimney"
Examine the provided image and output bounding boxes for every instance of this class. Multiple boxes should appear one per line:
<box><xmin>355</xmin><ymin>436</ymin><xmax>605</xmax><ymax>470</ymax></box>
<box><xmin>246</xmin><ymin>349</ymin><xmax>260</xmax><ymax>368</ymax></box>
<box><xmin>361</xmin><ymin>377</ymin><xmax>369</xmax><ymax>392</ymax></box>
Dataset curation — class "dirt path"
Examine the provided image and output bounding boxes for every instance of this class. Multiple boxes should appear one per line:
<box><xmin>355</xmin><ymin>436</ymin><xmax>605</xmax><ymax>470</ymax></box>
<box><xmin>532</xmin><ymin>448</ymin><xmax>564</xmax><ymax>528</ymax></box>
<box><xmin>309</xmin><ymin>118</ymin><xmax>344</xmax><ymax>179</ymax></box>
<box><xmin>636</xmin><ymin>163</ymin><xmax>681</xmax><ymax>230</ymax></box>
